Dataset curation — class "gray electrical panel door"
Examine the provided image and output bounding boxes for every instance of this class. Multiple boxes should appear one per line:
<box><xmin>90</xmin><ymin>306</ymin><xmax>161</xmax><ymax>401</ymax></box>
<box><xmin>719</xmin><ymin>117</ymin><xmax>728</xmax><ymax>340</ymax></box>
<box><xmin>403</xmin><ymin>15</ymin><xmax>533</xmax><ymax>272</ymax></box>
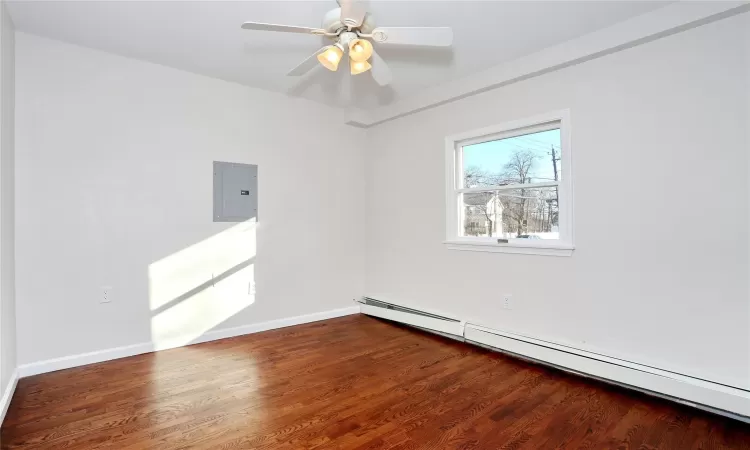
<box><xmin>213</xmin><ymin>161</ymin><xmax>257</xmax><ymax>222</ymax></box>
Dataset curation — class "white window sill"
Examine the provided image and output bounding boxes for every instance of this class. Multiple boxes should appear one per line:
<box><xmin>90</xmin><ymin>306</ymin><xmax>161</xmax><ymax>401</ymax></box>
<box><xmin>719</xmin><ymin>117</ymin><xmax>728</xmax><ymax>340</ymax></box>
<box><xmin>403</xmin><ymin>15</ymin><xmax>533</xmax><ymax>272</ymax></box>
<box><xmin>443</xmin><ymin>240</ymin><xmax>574</xmax><ymax>257</ymax></box>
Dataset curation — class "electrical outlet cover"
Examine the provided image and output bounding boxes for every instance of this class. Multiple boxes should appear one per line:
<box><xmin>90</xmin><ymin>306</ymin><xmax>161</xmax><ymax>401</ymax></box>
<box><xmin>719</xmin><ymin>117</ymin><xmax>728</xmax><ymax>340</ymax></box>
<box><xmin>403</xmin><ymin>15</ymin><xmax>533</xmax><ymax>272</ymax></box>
<box><xmin>503</xmin><ymin>295</ymin><xmax>512</xmax><ymax>310</ymax></box>
<box><xmin>101</xmin><ymin>286</ymin><xmax>112</xmax><ymax>303</ymax></box>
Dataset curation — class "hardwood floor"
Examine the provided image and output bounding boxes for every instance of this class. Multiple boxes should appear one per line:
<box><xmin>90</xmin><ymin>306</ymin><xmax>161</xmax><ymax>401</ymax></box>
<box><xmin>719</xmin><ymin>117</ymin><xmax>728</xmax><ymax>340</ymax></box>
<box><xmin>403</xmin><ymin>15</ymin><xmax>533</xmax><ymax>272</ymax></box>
<box><xmin>2</xmin><ymin>314</ymin><xmax>749</xmax><ymax>449</ymax></box>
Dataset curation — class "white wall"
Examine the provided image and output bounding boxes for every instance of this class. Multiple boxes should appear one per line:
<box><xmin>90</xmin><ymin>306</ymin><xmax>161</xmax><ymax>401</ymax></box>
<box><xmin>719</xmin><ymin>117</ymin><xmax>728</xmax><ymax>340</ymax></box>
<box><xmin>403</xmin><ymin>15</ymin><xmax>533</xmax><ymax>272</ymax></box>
<box><xmin>0</xmin><ymin>1</ymin><xmax>15</xmax><ymax>391</ymax></box>
<box><xmin>15</xmin><ymin>33</ymin><xmax>365</xmax><ymax>365</ymax></box>
<box><xmin>365</xmin><ymin>13</ymin><xmax>750</xmax><ymax>389</ymax></box>
<box><xmin>746</xmin><ymin>13</ymin><xmax>750</xmax><ymax>386</ymax></box>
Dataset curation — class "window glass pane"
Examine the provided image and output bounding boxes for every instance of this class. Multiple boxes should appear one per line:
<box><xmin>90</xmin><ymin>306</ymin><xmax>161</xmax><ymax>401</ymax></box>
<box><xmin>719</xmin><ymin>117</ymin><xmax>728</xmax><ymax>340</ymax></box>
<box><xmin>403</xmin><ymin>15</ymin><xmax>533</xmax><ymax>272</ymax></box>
<box><xmin>462</xmin><ymin>128</ymin><xmax>561</xmax><ymax>188</ymax></box>
<box><xmin>461</xmin><ymin>187</ymin><xmax>559</xmax><ymax>240</ymax></box>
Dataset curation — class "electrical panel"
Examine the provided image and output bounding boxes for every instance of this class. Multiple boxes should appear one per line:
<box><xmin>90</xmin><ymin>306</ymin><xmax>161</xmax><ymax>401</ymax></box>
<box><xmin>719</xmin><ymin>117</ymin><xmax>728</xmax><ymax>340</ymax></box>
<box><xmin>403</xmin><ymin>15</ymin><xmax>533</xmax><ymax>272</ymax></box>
<box><xmin>213</xmin><ymin>161</ymin><xmax>257</xmax><ymax>222</ymax></box>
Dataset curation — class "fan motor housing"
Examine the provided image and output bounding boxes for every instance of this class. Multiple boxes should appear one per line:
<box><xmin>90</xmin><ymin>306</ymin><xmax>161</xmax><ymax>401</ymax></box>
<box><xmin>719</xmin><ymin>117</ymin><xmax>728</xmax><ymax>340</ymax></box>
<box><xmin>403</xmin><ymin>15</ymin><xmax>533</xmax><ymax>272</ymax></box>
<box><xmin>321</xmin><ymin>7</ymin><xmax>376</xmax><ymax>35</ymax></box>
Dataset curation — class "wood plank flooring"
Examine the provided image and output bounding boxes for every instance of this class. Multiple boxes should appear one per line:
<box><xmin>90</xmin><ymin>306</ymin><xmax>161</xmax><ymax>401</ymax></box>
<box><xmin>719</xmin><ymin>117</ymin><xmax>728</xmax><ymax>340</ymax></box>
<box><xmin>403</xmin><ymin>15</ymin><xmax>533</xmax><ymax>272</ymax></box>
<box><xmin>2</xmin><ymin>314</ymin><xmax>749</xmax><ymax>449</ymax></box>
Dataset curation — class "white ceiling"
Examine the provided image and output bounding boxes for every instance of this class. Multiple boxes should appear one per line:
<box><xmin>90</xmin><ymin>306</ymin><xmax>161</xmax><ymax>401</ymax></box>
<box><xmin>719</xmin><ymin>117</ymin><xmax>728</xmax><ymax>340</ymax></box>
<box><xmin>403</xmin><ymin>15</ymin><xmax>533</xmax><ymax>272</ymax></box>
<box><xmin>7</xmin><ymin>1</ymin><xmax>670</xmax><ymax>110</ymax></box>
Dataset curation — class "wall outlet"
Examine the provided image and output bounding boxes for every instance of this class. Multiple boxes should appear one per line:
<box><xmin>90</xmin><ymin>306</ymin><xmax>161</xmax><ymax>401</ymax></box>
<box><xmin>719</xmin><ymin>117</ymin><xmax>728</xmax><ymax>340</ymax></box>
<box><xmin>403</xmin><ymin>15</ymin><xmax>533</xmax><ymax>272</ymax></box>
<box><xmin>502</xmin><ymin>294</ymin><xmax>513</xmax><ymax>310</ymax></box>
<box><xmin>101</xmin><ymin>286</ymin><xmax>112</xmax><ymax>303</ymax></box>
<box><xmin>248</xmin><ymin>281</ymin><xmax>256</xmax><ymax>296</ymax></box>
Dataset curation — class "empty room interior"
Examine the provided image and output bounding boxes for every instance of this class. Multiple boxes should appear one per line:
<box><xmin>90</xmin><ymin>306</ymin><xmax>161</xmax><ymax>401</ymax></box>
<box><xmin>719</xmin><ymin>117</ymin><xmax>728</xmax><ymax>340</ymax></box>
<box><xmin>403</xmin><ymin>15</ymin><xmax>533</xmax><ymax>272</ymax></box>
<box><xmin>0</xmin><ymin>0</ymin><xmax>748</xmax><ymax>448</ymax></box>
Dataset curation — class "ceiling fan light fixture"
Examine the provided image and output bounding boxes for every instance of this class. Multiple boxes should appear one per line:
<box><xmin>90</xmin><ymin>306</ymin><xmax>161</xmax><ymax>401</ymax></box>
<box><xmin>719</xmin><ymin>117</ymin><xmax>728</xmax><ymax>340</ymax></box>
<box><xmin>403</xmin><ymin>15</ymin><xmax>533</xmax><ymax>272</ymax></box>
<box><xmin>350</xmin><ymin>59</ymin><xmax>372</xmax><ymax>75</ymax></box>
<box><xmin>241</xmin><ymin>6</ymin><xmax>454</xmax><ymax>87</ymax></box>
<box><xmin>317</xmin><ymin>44</ymin><xmax>344</xmax><ymax>71</ymax></box>
<box><xmin>348</xmin><ymin>38</ymin><xmax>373</xmax><ymax>63</ymax></box>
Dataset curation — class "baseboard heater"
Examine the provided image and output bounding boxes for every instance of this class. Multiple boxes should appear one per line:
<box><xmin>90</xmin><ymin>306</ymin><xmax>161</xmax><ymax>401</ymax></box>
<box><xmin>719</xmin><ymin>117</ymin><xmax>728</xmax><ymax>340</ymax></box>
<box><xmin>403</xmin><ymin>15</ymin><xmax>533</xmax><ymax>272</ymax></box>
<box><xmin>359</xmin><ymin>297</ymin><xmax>466</xmax><ymax>338</ymax></box>
<box><xmin>359</xmin><ymin>297</ymin><xmax>750</xmax><ymax>423</ymax></box>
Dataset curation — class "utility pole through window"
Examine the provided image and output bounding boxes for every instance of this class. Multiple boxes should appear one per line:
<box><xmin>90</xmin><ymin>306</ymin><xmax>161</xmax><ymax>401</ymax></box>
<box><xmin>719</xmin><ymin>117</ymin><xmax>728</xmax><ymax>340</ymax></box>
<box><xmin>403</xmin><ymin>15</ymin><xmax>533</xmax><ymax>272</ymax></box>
<box><xmin>550</xmin><ymin>145</ymin><xmax>561</xmax><ymax>230</ymax></box>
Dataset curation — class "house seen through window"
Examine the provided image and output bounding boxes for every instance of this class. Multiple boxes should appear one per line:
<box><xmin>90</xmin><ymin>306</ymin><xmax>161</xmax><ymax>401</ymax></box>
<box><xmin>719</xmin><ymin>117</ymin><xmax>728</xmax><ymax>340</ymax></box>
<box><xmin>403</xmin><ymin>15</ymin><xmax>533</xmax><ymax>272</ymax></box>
<box><xmin>445</xmin><ymin>111</ymin><xmax>573</xmax><ymax>255</ymax></box>
<box><xmin>461</xmin><ymin>128</ymin><xmax>561</xmax><ymax>240</ymax></box>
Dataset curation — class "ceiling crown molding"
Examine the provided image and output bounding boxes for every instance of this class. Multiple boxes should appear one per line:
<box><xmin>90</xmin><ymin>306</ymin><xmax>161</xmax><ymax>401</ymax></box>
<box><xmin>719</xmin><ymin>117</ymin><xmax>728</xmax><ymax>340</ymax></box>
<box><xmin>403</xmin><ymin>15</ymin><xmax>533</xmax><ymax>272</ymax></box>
<box><xmin>345</xmin><ymin>1</ymin><xmax>750</xmax><ymax>129</ymax></box>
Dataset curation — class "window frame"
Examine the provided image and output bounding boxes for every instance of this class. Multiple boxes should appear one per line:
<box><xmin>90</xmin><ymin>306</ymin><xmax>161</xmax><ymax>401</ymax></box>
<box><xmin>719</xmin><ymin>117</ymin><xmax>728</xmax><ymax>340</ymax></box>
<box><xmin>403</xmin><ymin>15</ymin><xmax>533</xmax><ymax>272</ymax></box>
<box><xmin>444</xmin><ymin>110</ymin><xmax>574</xmax><ymax>257</ymax></box>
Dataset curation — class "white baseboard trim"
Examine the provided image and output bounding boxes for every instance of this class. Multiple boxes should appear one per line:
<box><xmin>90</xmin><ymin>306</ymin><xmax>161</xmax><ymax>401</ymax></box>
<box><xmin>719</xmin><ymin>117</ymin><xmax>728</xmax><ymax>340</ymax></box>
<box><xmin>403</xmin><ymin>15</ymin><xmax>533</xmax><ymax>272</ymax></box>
<box><xmin>18</xmin><ymin>306</ymin><xmax>360</xmax><ymax>378</ymax></box>
<box><xmin>0</xmin><ymin>369</ymin><xmax>19</xmax><ymax>425</ymax></box>
<box><xmin>359</xmin><ymin>300</ymin><xmax>750</xmax><ymax>421</ymax></box>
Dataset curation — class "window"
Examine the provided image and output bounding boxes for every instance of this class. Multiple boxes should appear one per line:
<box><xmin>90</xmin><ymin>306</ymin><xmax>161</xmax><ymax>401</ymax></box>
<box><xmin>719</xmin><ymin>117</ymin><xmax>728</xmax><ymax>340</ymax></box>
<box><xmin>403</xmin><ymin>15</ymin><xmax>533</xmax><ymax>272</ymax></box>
<box><xmin>444</xmin><ymin>111</ymin><xmax>573</xmax><ymax>256</ymax></box>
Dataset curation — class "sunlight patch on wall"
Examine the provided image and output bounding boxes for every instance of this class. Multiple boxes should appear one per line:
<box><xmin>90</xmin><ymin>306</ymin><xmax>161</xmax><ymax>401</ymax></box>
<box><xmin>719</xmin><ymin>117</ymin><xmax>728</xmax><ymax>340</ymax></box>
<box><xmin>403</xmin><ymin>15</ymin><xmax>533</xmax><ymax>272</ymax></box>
<box><xmin>149</xmin><ymin>220</ymin><xmax>257</xmax><ymax>350</ymax></box>
<box><xmin>151</xmin><ymin>263</ymin><xmax>255</xmax><ymax>350</ymax></box>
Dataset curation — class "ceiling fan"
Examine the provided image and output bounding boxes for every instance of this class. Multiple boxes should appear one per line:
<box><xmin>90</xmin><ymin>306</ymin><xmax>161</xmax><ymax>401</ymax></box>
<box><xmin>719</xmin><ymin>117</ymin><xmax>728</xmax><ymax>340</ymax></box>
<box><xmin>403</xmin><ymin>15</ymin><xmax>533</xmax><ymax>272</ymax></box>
<box><xmin>240</xmin><ymin>0</ymin><xmax>453</xmax><ymax>86</ymax></box>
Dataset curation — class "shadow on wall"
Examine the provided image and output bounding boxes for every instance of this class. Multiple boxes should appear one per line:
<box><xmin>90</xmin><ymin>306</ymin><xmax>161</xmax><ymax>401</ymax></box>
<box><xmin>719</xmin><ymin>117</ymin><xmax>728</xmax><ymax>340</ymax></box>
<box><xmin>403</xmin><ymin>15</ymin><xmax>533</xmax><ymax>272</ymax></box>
<box><xmin>148</xmin><ymin>219</ymin><xmax>257</xmax><ymax>350</ymax></box>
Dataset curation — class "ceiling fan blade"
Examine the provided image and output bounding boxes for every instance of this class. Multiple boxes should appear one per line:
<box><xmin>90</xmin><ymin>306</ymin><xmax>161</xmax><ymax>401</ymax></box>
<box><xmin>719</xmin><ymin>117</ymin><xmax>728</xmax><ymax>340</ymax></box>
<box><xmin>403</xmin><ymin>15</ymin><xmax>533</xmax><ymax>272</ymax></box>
<box><xmin>339</xmin><ymin>0</ymin><xmax>367</xmax><ymax>28</ymax></box>
<box><xmin>371</xmin><ymin>27</ymin><xmax>453</xmax><ymax>47</ymax></box>
<box><xmin>287</xmin><ymin>47</ymin><xmax>330</xmax><ymax>76</ymax></box>
<box><xmin>343</xmin><ymin>68</ymin><xmax>353</xmax><ymax>107</ymax></box>
<box><xmin>241</xmin><ymin>22</ymin><xmax>324</xmax><ymax>35</ymax></box>
<box><xmin>370</xmin><ymin>49</ymin><xmax>392</xmax><ymax>87</ymax></box>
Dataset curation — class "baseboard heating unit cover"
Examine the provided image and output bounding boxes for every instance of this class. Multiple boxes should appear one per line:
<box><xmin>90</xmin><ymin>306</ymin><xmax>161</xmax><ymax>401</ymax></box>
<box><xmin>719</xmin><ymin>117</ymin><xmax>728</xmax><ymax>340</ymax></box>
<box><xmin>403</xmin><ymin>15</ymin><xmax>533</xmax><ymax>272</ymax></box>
<box><xmin>359</xmin><ymin>297</ymin><xmax>750</xmax><ymax>423</ymax></box>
